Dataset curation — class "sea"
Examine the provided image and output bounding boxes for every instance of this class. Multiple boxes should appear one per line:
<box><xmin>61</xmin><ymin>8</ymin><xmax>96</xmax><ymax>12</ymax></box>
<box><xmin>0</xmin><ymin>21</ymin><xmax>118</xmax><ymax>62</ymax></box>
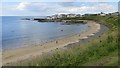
<box><xmin>1</xmin><ymin>16</ymin><xmax>89</xmax><ymax>51</ymax></box>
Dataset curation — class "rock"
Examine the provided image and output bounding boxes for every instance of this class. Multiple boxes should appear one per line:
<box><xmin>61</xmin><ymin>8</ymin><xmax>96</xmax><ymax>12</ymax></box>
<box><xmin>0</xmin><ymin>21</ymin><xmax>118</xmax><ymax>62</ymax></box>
<box><xmin>61</xmin><ymin>30</ymin><xmax>63</xmax><ymax>31</ymax></box>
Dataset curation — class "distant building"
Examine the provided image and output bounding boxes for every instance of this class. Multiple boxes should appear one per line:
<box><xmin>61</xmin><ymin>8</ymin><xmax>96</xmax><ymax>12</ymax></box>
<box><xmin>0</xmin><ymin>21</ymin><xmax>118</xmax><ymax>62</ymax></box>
<box><xmin>76</xmin><ymin>14</ymin><xmax>81</xmax><ymax>17</ymax></box>
<box><xmin>91</xmin><ymin>14</ymin><xmax>98</xmax><ymax>16</ymax></box>
<box><xmin>83</xmin><ymin>14</ymin><xmax>90</xmax><ymax>16</ymax></box>
<box><xmin>99</xmin><ymin>12</ymin><xmax>106</xmax><ymax>16</ymax></box>
<box><xmin>82</xmin><ymin>14</ymin><xmax>100</xmax><ymax>16</ymax></box>
<box><xmin>67</xmin><ymin>14</ymin><xmax>76</xmax><ymax>17</ymax></box>
<box><xmin>51</xmin><ymin>14</ymin><xmax>58</xmax><ymax>19</ymax></box>
<box><xmin>46</xmin><ymin>16</ymin><xmax>52</xmax><ymax>20</ymax></box>
<box><xmin>58</xmin><ymin>14</ymin><xmax>67</xmax><ymax>18</ymax></box>
<box><xmin>109</xmin><ymin>12</ymin><xmax>119</xmax><ymax>16</ymax></box>
<box><xmin>84</xmin><ymin>14</ymin><xmax>89</xmax><ymax>16</ymax></box>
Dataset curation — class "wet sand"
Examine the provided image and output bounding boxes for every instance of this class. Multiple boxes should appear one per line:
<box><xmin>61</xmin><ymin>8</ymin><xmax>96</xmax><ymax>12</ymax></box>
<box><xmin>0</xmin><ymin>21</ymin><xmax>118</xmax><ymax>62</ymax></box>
<box><xmin>2</xmin><ymin>20</ymin><xmax>102</xmax><ymax>65</ymax></box>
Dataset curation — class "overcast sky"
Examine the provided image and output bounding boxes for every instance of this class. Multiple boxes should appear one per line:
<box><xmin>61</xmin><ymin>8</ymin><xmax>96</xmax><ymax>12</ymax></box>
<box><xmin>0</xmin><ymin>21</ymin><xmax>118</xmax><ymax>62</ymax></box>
<box><xmin>1</xmin><ymin>0</ymin><xmax>120</xmax><ymax>2</ymax></box>
<box><xmin>1</xmin><ymin>0</ymin><xmax>118</xmax><ymax>16</ymax></box>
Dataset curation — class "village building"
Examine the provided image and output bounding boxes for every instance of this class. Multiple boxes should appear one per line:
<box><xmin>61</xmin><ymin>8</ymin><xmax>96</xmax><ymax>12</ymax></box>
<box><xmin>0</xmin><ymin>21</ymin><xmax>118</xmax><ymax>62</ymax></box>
<box><xmin>67</xmin><ymin>14</ymin><xmax>76</xmax><ymax>17</ymax></box>
<box><xmin>99</xmin><ymin>12</ymin><xmax>106</xmax><ymax>16</ymax></box>
<box><xmin>109</xmin><ymin>12</ymin><xmax>119</xmax><ymax>16</ymax></box>
<box><xmin>46</xmin><ymin>16</ymin><xmax>52</xmax><ymax>20</ymax></box>
<box><xmin>76</xmin><ymin>14</ymin><xmax>81</xmax><ymax>17</ymax></box>
<box><xmin>58</xmin><ymin>14</ymin><xmax>67</xmax><ymax>18</ymax></box>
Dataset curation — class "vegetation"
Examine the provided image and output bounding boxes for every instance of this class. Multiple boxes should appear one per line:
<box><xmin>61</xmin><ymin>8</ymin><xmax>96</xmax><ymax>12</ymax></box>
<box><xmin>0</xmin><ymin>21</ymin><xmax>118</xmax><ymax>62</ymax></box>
<box><xmin>15</xmin><ymin>15</ymin><xmax>119</xmax><ymax>66</ymax></box>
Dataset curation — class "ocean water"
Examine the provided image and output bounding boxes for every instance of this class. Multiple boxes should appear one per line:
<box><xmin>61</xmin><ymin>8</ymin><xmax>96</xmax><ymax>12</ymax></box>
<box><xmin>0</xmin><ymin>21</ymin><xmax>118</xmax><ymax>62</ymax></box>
<box><xmin>2</xmin><ymin>16</ymin><xmax>89</xmax><ymax>51</ymax></box>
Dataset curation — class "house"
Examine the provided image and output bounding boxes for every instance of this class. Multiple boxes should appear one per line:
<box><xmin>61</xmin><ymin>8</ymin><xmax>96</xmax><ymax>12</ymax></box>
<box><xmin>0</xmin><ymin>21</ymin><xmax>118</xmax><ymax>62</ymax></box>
<box><xmin>99</xmin><ymin>12</ymin><xmax>106</xmax><ymax>16</ymax></box>
<box><xmin>110</xmin><ymin>12</ymin><xmax>119</xmax><ymax>16</ymax></box>
<box><xmin>58</xmin><ymin>14</ymin><xmax>67</xmax><ymax>18</ymax></box>
<box><xmin>67</xmin><ymin>14</ymin><xmax>76</xmax><ymax>17</ymax></box>
<box><xmin>83</xmin><ymin>14</ymin><xmax>90</xmax><ymax>16</ymax></box>
<box><xmin>51</xmin><ymin>14</ymin><xmax>58</xmax><ymax>19</ymax></box>
<box><xmin>91</xmin><ymin>14</ymin><xmax>98</xmax><ymax>16</ymax></box>
<box><xmin>46</xmin><ymin>16</ymin><xmax>52</xmax><ymax>20</ymax></box>
<box><xmin>76</xmin><ymin>14</ymin><xmax>81</xmax><ymax>17</ymax></box>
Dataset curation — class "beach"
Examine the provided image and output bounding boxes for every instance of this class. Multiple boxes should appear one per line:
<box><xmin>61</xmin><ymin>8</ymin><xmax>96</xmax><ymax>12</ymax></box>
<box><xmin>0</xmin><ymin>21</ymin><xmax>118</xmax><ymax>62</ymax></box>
<box><xmin>2</xmin><ymin>20</ymin><xmax>105</xmax><ymax>65</ymax></box>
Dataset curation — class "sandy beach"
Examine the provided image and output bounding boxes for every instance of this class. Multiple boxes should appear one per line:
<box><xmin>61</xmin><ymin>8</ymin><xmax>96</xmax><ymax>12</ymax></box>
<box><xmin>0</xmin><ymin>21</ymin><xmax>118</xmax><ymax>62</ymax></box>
<box><xmin>2</xmin><ymin>20</ymin><xmax>102</xmax><ymax>65</ymax></box>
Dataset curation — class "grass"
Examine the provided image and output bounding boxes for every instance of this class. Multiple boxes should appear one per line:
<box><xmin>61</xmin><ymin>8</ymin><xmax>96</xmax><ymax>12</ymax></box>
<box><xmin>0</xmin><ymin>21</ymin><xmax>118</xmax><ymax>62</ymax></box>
<box><xmin>14</xmin><ymin>15</ymin><xmax>119</xmax><ymax>66</ymax></box>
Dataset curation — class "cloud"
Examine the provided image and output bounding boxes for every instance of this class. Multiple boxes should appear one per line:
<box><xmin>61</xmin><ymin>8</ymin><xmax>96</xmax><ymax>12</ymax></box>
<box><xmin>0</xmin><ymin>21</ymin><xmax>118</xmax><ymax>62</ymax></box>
<box><xmin>94</xmin><ymin>3</ymin><xmax>117</xmax><ymax>12</ymax></box>
<box><xmin>84</xmin><ymin>3</ymin><xmax>118</xmax><ymax>13</ymax></box>
<box><xmin>63</xmin><ymin>0</ymin><xmax>76</xmax><ymax>2</ymax></box>
<box><xmin>16</xmin><ymin>2</ymin><xmax>30</xmax><ymax>10</ymax></box>
<box><xmin>58</xmin><ymin>3</ymin><xmax>117</xmax><ymax>14</ymax></box>
<box><xmin>2</xmin><ymin>2</ymin><xmax>118</xmax><ymax>16</ymax></box>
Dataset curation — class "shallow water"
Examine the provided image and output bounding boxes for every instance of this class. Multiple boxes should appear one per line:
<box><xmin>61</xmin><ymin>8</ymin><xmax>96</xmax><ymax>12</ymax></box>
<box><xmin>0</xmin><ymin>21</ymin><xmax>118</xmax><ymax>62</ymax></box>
<box><xmin>2</xmin><ymin>16</ymin><xmax>89</xmax><ymax>51</ymax></box>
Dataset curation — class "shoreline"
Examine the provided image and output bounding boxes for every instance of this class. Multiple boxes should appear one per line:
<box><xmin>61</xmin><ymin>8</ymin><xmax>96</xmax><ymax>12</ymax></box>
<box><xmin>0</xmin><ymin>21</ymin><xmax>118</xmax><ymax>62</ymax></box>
<box><xmin>3</xmin><ymin>20</ymin><xmax>105</xmax><ymax>65</ymax></box>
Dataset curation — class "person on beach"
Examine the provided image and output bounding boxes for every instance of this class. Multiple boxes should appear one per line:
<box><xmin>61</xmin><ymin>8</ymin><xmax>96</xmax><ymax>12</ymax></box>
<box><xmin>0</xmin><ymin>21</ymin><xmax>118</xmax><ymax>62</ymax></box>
<box><xmin>56</xmin><ymin>41</ymin><xmax>58</xmax><ymax>44</ymax></box>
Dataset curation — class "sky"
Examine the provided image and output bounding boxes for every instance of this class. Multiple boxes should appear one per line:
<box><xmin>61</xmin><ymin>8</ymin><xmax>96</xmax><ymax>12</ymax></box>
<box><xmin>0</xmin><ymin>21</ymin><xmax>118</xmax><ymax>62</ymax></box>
<box><xmin>1</xmin><ymin>0</ymin><xmax>120</xmax><ymax>2</ymax></box>
<box><xmin>1</xmin><ymin>0</ymin><xmax>119</xmax><ymax>16</ymax></box>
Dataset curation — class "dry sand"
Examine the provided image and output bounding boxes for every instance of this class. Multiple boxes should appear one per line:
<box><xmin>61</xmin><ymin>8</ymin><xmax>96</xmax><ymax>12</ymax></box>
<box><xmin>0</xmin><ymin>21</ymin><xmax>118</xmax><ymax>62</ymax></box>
<box><xmin>2</xmin><ymin>20</ymin><xmax>100</xmax><ymax>65</ymax></box>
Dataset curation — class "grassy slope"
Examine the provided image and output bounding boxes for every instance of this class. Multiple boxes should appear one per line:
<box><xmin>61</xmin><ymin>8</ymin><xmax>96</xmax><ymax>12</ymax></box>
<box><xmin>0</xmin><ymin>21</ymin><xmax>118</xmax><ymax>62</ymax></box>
<box><xmin>16</xmin><ymin>16</ymin><xmax>119</xmax><ymax>66</ymax></box>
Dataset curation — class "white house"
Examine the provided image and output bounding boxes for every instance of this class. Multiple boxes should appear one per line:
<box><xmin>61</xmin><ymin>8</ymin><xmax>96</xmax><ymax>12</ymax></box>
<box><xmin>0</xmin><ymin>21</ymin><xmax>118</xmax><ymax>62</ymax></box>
<box><xmin>67</xmin><ymin>14</ymin><xmax>76</xmax><ymax>17</ymax></box>
<box><xmin>99</xmin><ymin>12</ymin><xmax>106</xmax><ymax>16</ymax></box>
<box><xmin>76</xmin><ymin>14</ymin><xmax>81</xmax><ymax>17</ymax></box>
<box><xmin>58</xmin><ymin>14</ymin><xmax>67</xmax><ymax>18</ymax></box>
<box><xmin>46</xmin><ymin>16</ymin><xmax>52</xmax><ymax>20</ymax></box>
<box><xmin>110</xmin><ymin>12</ymin><xmax>119</xmax><ymax>16</ymax></box>
<box><xmin>51</xmin><ymin>14</ymin><xmax>58</xmax><ymax>19</ymax></box>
